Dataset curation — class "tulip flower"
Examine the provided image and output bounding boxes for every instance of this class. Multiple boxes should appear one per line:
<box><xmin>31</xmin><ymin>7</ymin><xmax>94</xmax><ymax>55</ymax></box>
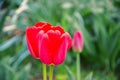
<box><xmin>26</xmin><ymin>22</ymin><xmax>52</xmax><ymax>59</ymax></box>
<box><xmin>26</xmin><ymin>22</ymin><xmax>72</xmax><ymax>80</ymax></box>
<box><xmin>72</xmin><ymin>31</ymin><xmax>84</xmax><ymax>80</ymax></box>
<box><xmin>26</xmin><ymin>22</ymin><xmax>72</xmax><ymax>65</ymax></box>
<box><xmin>72</xmin><ymin>31</ymin><xmax>84</xmax><ymax>53</ymax></box>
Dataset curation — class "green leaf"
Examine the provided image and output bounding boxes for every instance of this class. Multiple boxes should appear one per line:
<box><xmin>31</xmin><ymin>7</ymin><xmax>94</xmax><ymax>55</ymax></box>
<box><xmin>8</xmin><ymin>36</ymin><xmax>27</xmax><ymax>64</ymax></box>
<box><xmin>15</xmin><ymin>63</ymin><xmax>31</xmax><ymax>80</ymax></box>
<box><xmin>65</xmin><ymin>65</ymin><xmax>75</xmax><ymax>80</ymax></box>
<box><xmin>13</xmin><ymin>50</ymin><xmax>29</xmax><ymax>69</ymax></box>
<box><xmin>85</xmin><ymin>72</ymin><xmax>93</xmax><ymax>80</ymax></box>
<box><xmin>0</xmin><ymin>36</ymin><xmax>21</xmax><ymax>51</ymax></box>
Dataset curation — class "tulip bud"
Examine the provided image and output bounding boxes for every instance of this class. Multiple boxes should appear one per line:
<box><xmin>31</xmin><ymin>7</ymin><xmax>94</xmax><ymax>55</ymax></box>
<box><xmin>72</xmin><ymin>31</ymin><xmax>84</xmax><ymax>53</ymax></box>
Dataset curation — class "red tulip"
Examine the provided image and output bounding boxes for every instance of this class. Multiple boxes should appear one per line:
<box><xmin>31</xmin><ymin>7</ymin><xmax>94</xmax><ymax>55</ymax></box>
<box><xmin>26</xmin><ymin>22</ymin><xmax>72</xmax><ymax>66</ymax></box>
<box><xmin>72</xmin><ymin>31</ymin><xmax>84</xmax><ymax>53</ymax></box>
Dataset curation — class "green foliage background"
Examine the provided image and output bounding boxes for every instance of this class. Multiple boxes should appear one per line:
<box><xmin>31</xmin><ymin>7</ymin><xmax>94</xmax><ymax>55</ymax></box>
<box><xmin>0</xmin><ymin>0</ymin><xmax>120</xmax><ymax>80</ymax></box>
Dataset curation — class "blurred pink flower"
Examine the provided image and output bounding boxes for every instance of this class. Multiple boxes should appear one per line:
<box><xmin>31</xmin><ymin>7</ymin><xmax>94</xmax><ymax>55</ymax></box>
<box><xmin>72</xmin><ymin>31</ymin><xmax>84</xmax><ymax>53</ymax></box>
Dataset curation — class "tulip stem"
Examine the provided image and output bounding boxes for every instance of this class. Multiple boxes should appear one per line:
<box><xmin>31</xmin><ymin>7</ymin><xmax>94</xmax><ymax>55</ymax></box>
<box><xmin>49</xmin><ymin>65</ymin><xmax>54</xmax><ymax>80</ymax></box>
<box><xmin>43</xmin><ymin>63</ymin><xmax>47</xmax><ymax>80</ymax></box>
<box><xmin>76</xmin><ymin>53</ymin><xmax>80</xmax><ymax>80</ymax></box>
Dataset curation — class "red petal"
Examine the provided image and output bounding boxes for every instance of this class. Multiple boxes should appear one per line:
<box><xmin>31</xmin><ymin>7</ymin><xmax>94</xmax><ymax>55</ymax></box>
<box><xmin>35</xmin><ymin>22</ymin><xmax>52</xmax><ymax>32</ymax></box>
<box><xmin>39</xmin><ymin>30</ymin><xmax>61</xmax><ymax>65</ymax></box>
<box><xmin>53</xmin><ymin>36</ymin><xmax>67</xmax><ymax>65</ymax></box>
<box><xmin>26</xmin><ymin>27</ymin><xmax>43</xmax><ymax>58</ymax></box>
<box><xmin>39</xmin><ymin>30</ymin><xmax>72</xmax><ymax>65</ymax></box>
<box><xmin>63</xmin><ymin>32</ymin><xmax>72</xmax><ymax>50</ymax></box>
<box><xmin>26</xmin><ymin>37</ymin><xmax>37</xmax><ymax>58</ymax></box>
<box><xmin>42</xmin><ymin>23</ymin><xmax>52</xmax><ymax>32</ymax></box>
<box><xmin>52</xmin><ymin>26</ymin><xmax>65</xmax><ymax>34</ymax></box>
<box><xmin>34</xmin><ymin>22</ymin><xmax>46</xmax><ymax>27</ymax></box>
<box><xmin>39</xmin><ymin>33</ymin><xmax>53</xmax><ymax>64</ymax></box>
<box><xmin>53</xmin><ymin>32</ymin><xmax>72</xmax><ymax>65</ymax></box>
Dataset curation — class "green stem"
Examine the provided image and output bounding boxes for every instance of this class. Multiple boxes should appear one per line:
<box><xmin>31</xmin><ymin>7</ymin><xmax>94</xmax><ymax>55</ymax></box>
<box><xmin>76</xmin><ymin>53</ymin><xmax>80</xmax><ymax>80</ymax></box>
<box><xmin>43</xmin><ymin>63</ymin><xmax>47</xmax><ymax>80</ymax></box>
<box><xmin>49</xmin><ymin>65</ymin><xmax>54</xmax><ymax>80</ymax></box>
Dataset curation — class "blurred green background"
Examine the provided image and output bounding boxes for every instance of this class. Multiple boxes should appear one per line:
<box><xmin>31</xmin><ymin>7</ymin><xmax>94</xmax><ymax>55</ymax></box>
<box><xmin>0</xmin><ymin>0</ymin><xmax>120</xmax><ymax>80</ymax></box>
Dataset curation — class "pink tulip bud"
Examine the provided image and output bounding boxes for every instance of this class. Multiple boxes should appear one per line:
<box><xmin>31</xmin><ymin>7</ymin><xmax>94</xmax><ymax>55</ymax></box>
<box><xmin>72</xmin><ymin>31</ymin><xmax>84</xmax><ymax>53</ymax></box>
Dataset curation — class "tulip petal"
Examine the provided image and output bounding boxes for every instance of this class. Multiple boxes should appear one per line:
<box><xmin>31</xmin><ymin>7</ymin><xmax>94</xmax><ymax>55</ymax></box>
<box><xmin>52</xmin><ymin>26</ymin><xmax>64</xmax><ymax>34</ymax></box>
<box><xmin>39</xmin><ymin>30</ymin><xmax>63</xmax><ymax>65</ymax></box>
<box><xmin>63</xmin><ymin>32</ymin><xmax>72</xmax><ymax>50</ymax></box>
<box><xmin>53</xmin><ymin>32</ymin><xmax>71</xmax><ymax>65</ymax></box>
<box><xmin>26</xmin><ymin>27</ymin><xmax>42</xmax><ymax>58</ymax></box>
<box><xmin>26</xmin><ymin>37</ymin><xmax>37</xmax><ymax>58</ymax></box>
<box><xmin>35</xmin><ymin>22</ymin><xmax>52</xmax><ymax>32</ymax></box>
<box><xmin>39</xmin><ymin>33</ymin><xmax>52</xmax><ymax>65</ymax></box>
<box><xmin>39</xmin><ymin>30</ymin><xmax>72</xmax><ymax>65</ymax></box>
<box><xmin>35</xmin><ymin>22</ymin><xmax>46</xmax><ymax>27</ymax></box>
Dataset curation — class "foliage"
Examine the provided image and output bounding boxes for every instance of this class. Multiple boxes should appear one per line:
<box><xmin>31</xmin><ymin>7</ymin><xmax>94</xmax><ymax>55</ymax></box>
<box><xmin>0</xmin><ymin>0</ymin><xmax>120</xmax><ymax>80</ymax></box>
<box><xmin>0</xmin><ymin>57</ymin><xmax>31</xmax><ymax>80</ymax></box>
